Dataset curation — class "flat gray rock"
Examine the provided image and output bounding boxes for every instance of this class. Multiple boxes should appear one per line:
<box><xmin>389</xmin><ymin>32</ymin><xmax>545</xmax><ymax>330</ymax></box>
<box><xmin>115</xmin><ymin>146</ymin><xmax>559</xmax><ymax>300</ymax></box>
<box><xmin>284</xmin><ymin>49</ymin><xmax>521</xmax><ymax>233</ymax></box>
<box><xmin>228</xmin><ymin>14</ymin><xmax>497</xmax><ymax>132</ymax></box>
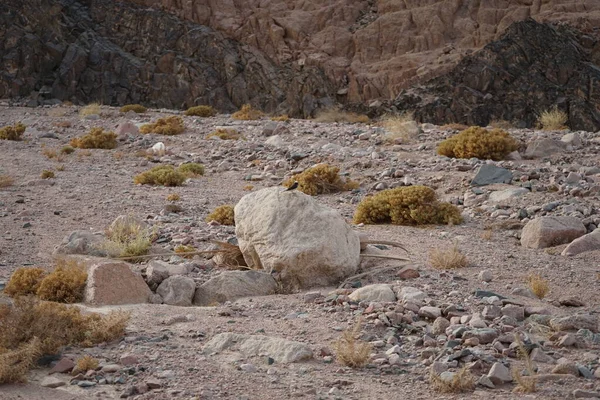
<box><xmin>471</xmin><ymin>164</ymin><xmax>513</xmax><ymax>186</ymax></box>
<box><xmin>203</xmin><ymin>333</ymin><xmax>313</xmax><ymax>363</ymax></box>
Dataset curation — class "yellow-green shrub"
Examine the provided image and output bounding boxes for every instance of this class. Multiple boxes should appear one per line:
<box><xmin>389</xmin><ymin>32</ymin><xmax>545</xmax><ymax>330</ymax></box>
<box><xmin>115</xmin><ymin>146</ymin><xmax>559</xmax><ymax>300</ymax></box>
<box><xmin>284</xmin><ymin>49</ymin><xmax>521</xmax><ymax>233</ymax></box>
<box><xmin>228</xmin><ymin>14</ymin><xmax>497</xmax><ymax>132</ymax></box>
<box><xmin>283</xmin><ymin>164</ymin><xmax>358</xmax><ymax>196</ymax></box>
<box><xmin>0</xmin><ymin>123</ymin><xmax>26</xmax><ymax>141</ymax></box>
<box><xmin>60</xmin><ymin>145</ymin><xmax>75</xmax><ymax>154</ymax></box>
<box><xmin>185</xmin><ymin>105</ymin><xmax>216</xmax><ymax>117</ymax></box>
<box><xmin>207</xmin><ymin>128</ymin><xmax>243</xmax><ymax>140</ymax></box>
<box><xmin>120</xmin><ymin>104</ymin><xmax>147</xmax><ymax>113</ymax></box>
<box><xmin>103</xmin><ymin>217</ymin><xmax>152</xmax><ymax>259</ymax></box>
<box><xmin>437</xmin><ymin>126</ymin><xmax>518</xmax><ymax>160</ymax></box>
<box><xmin>36</xmin><ymin>259</ymin><xmax>87</xmax><ymax>303</ymax></box>
<box><xmin>232</xmin><ymin>104</ymin><xmax>264</xmax><ymax>120</ymax></box>
<box><xmin>206</xmin><ymin>205</ymin><xmax>235</xmax><ymax>225</ymax></box>
<box><xmin>4</xmin><ymin>268</ymin><xmax>46</xmax><ymax>297</ymax></box>
<box><xmin>70</xmin><ymin>128</ymin><xmax>117</xmax><ymax>149</ymax></box>
<box><xmin>353</xmin><ymin>186</ymin><xmax>463</xmax><ymax>226</ymax></box>
<box><xmin>40</xmin><ymin>170</ymin><xmax>55</xmax><ymax>179</ymax></box>
<box><xmin>178</xmin><ymin>163</ymin><xmax>205</xmax><ymax>177</ymax></box>
<box><xmin>133</xmin><ymin>165</ymin><xmax>186</xmax><ymax>186</ymax></box>
<box><xmin>140</xmin><ymin>116</ymin><xmax>185</xmax><ymax>135</ymax></box>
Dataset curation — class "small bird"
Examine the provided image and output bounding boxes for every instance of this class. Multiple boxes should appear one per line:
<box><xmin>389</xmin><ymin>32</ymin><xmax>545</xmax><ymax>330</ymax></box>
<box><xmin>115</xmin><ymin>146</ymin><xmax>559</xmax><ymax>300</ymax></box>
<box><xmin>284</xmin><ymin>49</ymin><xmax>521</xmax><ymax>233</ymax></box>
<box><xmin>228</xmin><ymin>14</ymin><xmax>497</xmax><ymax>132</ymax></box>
<box><xmin>284</xmin><ymin>181</ymin><xmax>299</xmax><ymax>191</ymax></box>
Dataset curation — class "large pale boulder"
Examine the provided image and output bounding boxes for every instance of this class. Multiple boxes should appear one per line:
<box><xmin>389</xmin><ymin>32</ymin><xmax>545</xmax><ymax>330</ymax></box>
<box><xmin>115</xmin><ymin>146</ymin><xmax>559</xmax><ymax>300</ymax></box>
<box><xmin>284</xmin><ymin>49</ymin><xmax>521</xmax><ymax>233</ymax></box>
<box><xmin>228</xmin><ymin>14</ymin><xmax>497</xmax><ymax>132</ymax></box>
<box><xmin>83</xmin><ymin>258</ymin><xmax>151</xmax><ymax>305</ymax></box>
<box><xmin>193</xmin><ymin>270</ymin><xmax>277</xmax><ymax>306</ymax></box>
<box><xmin>561</xmin><ymin>229</ymin><xmax>600</xmax><ymax>256</ymax></box>
<box><xmin>234</xmin><ymin>187</ymin><xmax>360</xmax><ymax>289</ymax></box>
<box><xmin>203</xmin><ymin>333</ymin><xmax>313</xmax><ymax>363</ymax></box>
<box><xmin>348</xmin><ymin>284</ymin><xmax>396</xmax><ymax>302</ymax></box>
<box><xmin>521</xmin><ymin>217</ymin><xmax>586</xmax><ymax>249</ymax></box>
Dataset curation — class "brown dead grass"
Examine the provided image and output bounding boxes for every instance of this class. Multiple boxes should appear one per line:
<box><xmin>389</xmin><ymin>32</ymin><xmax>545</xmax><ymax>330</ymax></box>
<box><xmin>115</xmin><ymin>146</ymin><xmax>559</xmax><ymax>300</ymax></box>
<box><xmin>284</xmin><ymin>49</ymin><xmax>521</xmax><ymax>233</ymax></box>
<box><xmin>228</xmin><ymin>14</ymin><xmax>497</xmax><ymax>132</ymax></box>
<box><xmin>0</xmin><ymin>175</ymin><xmax>14</xmax><ymax>188</ymax></box>
<box><xmin>380</xmin><ymin>112</ymin><xmax>417</xmax><ymax>142</ymax></box>
<box><xmin>430</xmin><ymin>367</ymin><xmax>475</xmax><ymax>393</ymax></box>
<box><xmin>315</xmin><ymin>108</ymin><xmax>369</xmax><ymax>124</ymax></box>
<box><xmin>140</xmin><ymin>116</ymin><xmax>185</xmax><ymax>135</ymax></box>
<box><xmin>211</xmin><ymin>241</ymin><xmax>248</xmax><ymax>269</ymax></box>
<box><xmin>512</xmin><ymin>335</ymin><xmax>537</xmax><ymax>393</ymax></box>
<box><xmin>4</xmin><ymin>267</ymin><xmax>46</xmax><ymax>297</ymax></box>
<box><xmin>271</xmin><ymin>114</ymin><xmax>289</xmax><ymax>122</ymax></box>
<box><xmin>537</xmin><ymin>106</ymin><xmax>568</xmax><ymax>130</ymax></box>
<box><xmin>232</xmin><ymin>104</ymin><xmax>264</xmax><ymax>121</ymax></box>
<box><xmin>74</xmin><ymin>355</ymin><xmax>99</xmax><ymax>374</ymax></box>
<box><xmin>429</xmin><ymin>243</ymin><xmax>468</xmax><ymax>269</ymax></box>
<box><xmin>79</xmin><ymin>103</ymin><xmax>101</xmax><ymax>117</ymax></box>
<box><xmin>527</xmin><ymin>273</ymin><xmax>549</xmax><ymax>299</ymax></box>
<box><xmin>103</xmin><ymin>217</ymin><xmax>152</xmax><ymax>260</ymax></box>
<box><xmin>40</xmin><ymin>170</ymin><xmax>55</xmax><ymax>179</ymax></box>
<box><xmin>166</xmin><ymin>193</ymin><xmax>181</xmax><ymax>202</ymax></box>
<box><xmin>36</xmin><ymin>258</ymin><xmax>87</xmax><ymax>303</ymax></box>
<box><xmin>333</xmin><ymin>320</ymin><xmax>372</xmax><ymax>368</ymax></box>
<box><xmin>0</xmin><ymin>337</ymin><xmax>40</xmax><ymax>384</ymax></box>
<box><xmin>206</xmin><ymin>205</ymin><xmax>235</xmax><ymax>225</ymax></box>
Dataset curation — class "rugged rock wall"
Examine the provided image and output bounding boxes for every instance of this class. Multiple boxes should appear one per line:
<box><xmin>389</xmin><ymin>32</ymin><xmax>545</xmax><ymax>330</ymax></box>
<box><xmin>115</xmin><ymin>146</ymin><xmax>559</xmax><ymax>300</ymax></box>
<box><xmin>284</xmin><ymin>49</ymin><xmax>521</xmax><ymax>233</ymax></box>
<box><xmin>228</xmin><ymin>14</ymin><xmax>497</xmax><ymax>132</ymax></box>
<box><xmin>393</xmin><ymin>19</ymin><xmax>600</xmax><ymax>132</ymax></box>
<box><xmin>127</xmin><ymin>0</ymin><xmax>600</xmax><ymax>103</ymax></box>
<box><xmin>0</xmin><ymin>0</ymin><xmax>336</xmax><ymax>116</ymax></box>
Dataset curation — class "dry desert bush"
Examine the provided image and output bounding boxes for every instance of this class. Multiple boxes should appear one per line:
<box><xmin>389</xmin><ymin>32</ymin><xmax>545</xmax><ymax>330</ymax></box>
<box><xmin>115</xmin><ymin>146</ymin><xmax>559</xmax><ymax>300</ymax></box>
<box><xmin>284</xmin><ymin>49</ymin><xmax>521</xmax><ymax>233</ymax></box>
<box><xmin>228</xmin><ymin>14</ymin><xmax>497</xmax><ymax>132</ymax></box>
<box><xmin>140</xmin><ymin>116</ymin><xmax>185</xmax><ymax>135</ymax></box>
<box><xmin>537</xmin><ymin>106</ymin><xmax>568</xmax><ymax>130</ymax></box>
<box><xmin>79</xmin><ymin>103</ymin><xmax>101</xmax><ymax>117</ymax></box>
<box><xmin>527</xmin><ymin>273</ymin><xmax>549</xmax><ymax>299</ymax></box>
<box><xmin>207</xmin><ymin>128</ymin><xmax>244</xmax><ymax>140</ymax></box>
<box><xmin>70</xmin><ymin>128</ymin><xmax>117</xmax><ymax>149</ymax></box>
<box><xmin>40</xmin><ymin>170</ymin><xmax>55</xmax><ymax>179</ymax></box>
<box><xmin>380</xmin><ymin>112</ymin><xmax>418</xmax><ymax>142</ymax></box>
<box><xmin>429</xmin><ymin>242</ymin><xmax>468</xmax><ymax>269</ymax></box>
<box><xmin>134</xmin><ymin>165</ymin><xmax>186</xmax><ymax>186</ymax></box>
<box><xmin>437</xmin><ymin>126</ymin><xmax>519</xmax><ymax>160</ymax></box>
<box><xmin>178</xmin><ymin>162</ymin><xmax>205</xmax><ymax>177</ymax></box>
<box><xmin>120</xmin><ymin>104</ymin><xmax>147</xmax><ymax>113</ymax></box>
<box><xmin>36</xmin><ymin>258</ymin><xmax>87</xmax><ymax>303</ymax></box>
<box><xmin>206</xmin><ymin>205</ymin><xmax>235</xmax><ymax>225</ymax></box>
<box><xmin>185</xmin><ymin>105</ymin><xmax>216</xmax><ymax>117</ymax></box>
<box><xmin>166</xmin><ymin>193</ymin><xmax>181</xmax><ymax>202</ymax></box>
<box><xmin>103</xmin><ymin>217</ymin><xmax>152</xmax><ymax>259</ymax></box>
<box><xmin>0</xmin><ymin>122</ymin><xmax>26</xmax><ymax>140</ymax></box>
<box><xmin>353</xmin><ymin>186</ymin><xmax>463</xmax><ymax>226</ymax></box>
<box><xmin>314</xmin><ymin>108</ymin><xmax>369</xmax><ymax>124</ymax></box>
<box><xmin>333</xmin><ymin>320</ymin><xmax>372</xmax><ymax>368</ymax></box>
<box><xmin>283</xmin><ymin>164</ymin><xmax>358</xmax><ymax>196</ymax></box>
<box><xmin>512</xmin><ymin>335</ymin><xmax>537</xmax><ymax>393</ymax></box>
<box><xmin>232</xmin><ymin>104</ymin><xmax>264</xmax><ymax>120</ymax></box>
<box><xmin>271</xmin><ymin>114</ymin><xmax>289</xmax><ymax>121</ymax></box>
<box><xmin>0</xmin><ymin>174</ymin><xmax>14</xmax><ymax>188</ymax></box>
<box><xmin>74</xmin><ymin>355</ymin><xmax>99</xmax><ymax>373</ymax></box>
<box><xmin>429</xmin><ymin>367</ymin><xmax>475</xmax><ymax>393</ymax></box>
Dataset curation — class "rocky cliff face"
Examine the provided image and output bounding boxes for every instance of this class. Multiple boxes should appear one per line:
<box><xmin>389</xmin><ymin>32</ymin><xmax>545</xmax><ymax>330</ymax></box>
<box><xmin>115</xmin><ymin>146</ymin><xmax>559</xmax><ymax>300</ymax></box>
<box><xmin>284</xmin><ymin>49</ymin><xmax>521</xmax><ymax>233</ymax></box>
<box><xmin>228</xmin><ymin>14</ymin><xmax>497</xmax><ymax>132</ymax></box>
<box><xmin>393</xmin><ymin>19</ymin><xmax>600</xmax><ymax>132</ymax></box>
<box><xmin>0</xmin><ymin>0</ymin><xmax>336</xmax><ymax>116</ymax></box>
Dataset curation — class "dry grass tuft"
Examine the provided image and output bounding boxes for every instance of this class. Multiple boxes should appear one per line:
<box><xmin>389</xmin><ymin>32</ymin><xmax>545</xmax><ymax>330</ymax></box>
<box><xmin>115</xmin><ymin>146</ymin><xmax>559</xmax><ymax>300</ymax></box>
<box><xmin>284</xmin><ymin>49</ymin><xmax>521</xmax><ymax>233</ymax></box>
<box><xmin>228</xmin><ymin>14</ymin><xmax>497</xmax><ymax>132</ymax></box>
<box><xmin>0</xmin><ymin>175</ymin><xmax>14</xmax><ymax>188</ymax></box>
<box><xmin>140</xmin><ymin>116</ymin><xmax>185</xmax><ymax>135</ymax></box>
<box><xmin>0</xmin><ymin>337</ymin><xmax>40</xmax><ymax>384</ymax></box>
<box><xmin>0</xmin><ymin>123</ymin><xmax>26</xmax><ymax>141</ymax></box>
<box><xmin>210</xmin><ymin>241</ymin><xmax>248</xmax><ymax>269</ymax></box>
<box><xmin>271</xmin><ymin>114</ymin><xmax>289</xmax><ymax>122</ymax></box>
<box><xmin>353</xmin><ymin>185</ymin><xmax>463</xmax><ymax>226</ymax></box>
<box><xmin>79</xmin><ymin>103</ymin><xmax>101</xmax><ymax>117</ymax></box>
<box><xmin>74</xmin><ymin>355</ymin><xmax>99</xmax><ymax>373</ymax></box>
<box><xmin>61</xmin><ymin>145</ymin><xmax>75</xmax><ymax>155</ymax></box>
<box><xmin>430</xmin><ymin>367</ymin><xmax>475</xmax><ymax>393</ymax></box>
<box><xmin>41</xmin><ymin>170</ymin><xmax>55</xmax><ymax>179</ymax></box>
<box><xmin>527</xmin><ymin>273</ymin><xmax>549</xmax><ymax>299</ymax></box>
<box><xmin>134</xmin><ymin>165</ymin><xmax>186</xmax><ymax>186</ymax></box>
<box><xmin>512</xmin><ymin>335</ymin><xmax>537</xmax><ymax>393</ymax></box>
<box><xmin>481</xmin><ymin>227</ymin><xmax>493</xmax><ymax>241</ymax></box>
<box><xmin>437</xmin><ymin>126</ymin><xmax>519</xmax><ymax>160</ymax></box>
<box><xmin>36</xmin><ymin>258</ymin><xmax>87</xmax><ymax>303</ymax></box>
<box><xmin>207</xmin><ymin>128</ymin><xmax>244</xmax><ymax>140</ymax></box>
<box><xmin>178</xmin><ymin>163</ymin><xmax>205</xmax><ymax>177</ymax></box>
<box><xmin>167</xmin><ymin>193</ymin><xmax>181</xmax><ymax>202</ymax></box>
<box><xmin>429</xmin><ymin>242</ymin><xmax>468</xmax><ymax>270</ymax></box>
<box><xmin>103</xmin><ymin>217</ymin><xmax>152</xmax><ymax>259</ymax></box>
<box><xmin>380</xmin><ymin>112</ymin><xmax>417</xmax><ymax>142</ymax></box>
<box><xmin>537</xmin><ymin>106</ymin><xmax>568</xmax><ymax>130</ymax></box>
<box><xmin>120</xmin><ymin>104</ymin><xmax>147</xmax><ymax>113</ymax></box>
<box><xmin>41</xmin><ymin>147</ymin><xmax>58</xmax><ymax>159</ymax></box>
<box><xmin>314</xmin><ymin>108</ymin><xmax>369</xmax><ymax>124</ymax></box>
<box><xmin>4</xmin><ymin>267</ymin><xmax>47</xmax><ymax>297</ymax></box>
<box><xmin>70</xmin><ymin>128</ymin><xmax>117</xmax><ymax>149</ymax></box>
<box><xmin>174</xmin><ymin>245</ymin><xmax>196</xmax><ymax>259</ymax></box>
<box><xmin>283</xmin><ymin>164</ymin><xmax>358</xmax><ymax>196</ymax></box>
<box><xmin>243</xmin><ymin>185</ymin><xmax>254</xmax><ymax>191</ymax></box>
<box><xmin>206</xmin><ymin>205</ymin><xmax>235</xmax><ymax>225</ymax></box>
<box><xmin>185</xmin><ymin>105</ymin><xmax>216</xmax><ymax>117</ymax></box>
<box><xmin>441</xmin><ymin>123</ymin><xmax>469</xmax><ymax>131</ymax></box>
<box><xmin>333</xmin><ymin>320</ymin><xmax>372</xmax><ymax>368</ymax></box>
<box><xmin>232</xmin><ymin>104</ymin><xmax>264</xmax><ymax>121</ymax></box>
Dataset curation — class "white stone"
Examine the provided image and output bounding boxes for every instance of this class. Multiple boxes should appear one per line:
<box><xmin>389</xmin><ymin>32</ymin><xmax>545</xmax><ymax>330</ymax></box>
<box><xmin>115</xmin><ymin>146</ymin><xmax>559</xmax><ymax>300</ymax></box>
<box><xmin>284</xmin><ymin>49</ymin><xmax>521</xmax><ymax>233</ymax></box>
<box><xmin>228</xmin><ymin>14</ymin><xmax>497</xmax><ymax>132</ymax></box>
<box><xmin>193</xmin><ymin>270</ymin><xmax>278</xmax><ymax>306</ymax></box>
<box><xmin>349</xmin><ymin>284</ymin><xmax>396</xmax><ymax>302</ymax></box>
<box><xmin>203</xmin><ymin>333</ymin><xmax>313</xmax><ymax>363</ymax></box>
<box><xmin>152</xmin><ymin>142</ymin><xmax>166</xmax><ymax>156</ymax></box>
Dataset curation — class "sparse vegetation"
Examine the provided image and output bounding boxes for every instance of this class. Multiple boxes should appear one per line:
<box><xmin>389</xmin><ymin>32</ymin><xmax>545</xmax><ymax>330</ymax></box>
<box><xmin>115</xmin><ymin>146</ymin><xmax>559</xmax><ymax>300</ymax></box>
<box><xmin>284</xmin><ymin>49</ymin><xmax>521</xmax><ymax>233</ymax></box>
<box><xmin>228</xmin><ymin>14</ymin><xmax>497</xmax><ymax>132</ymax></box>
<box><xmin>271</xmin><ymin>114</ymin><xmax>289</xmax><ymax>122</ymax></box>
<box><xmin>185</xmin><ymin>105</ymin><xmax>216</xmax><ymax>117</ymax></box>
<box><xmin>211</xmin><ymin>241</ymin><xmax>247</xmax><ymax>269</ymax></box>
<box><xmin>512</xmin><ymin>335</ymin><xmax>537</xmax><ymax>393</ymax></box>
<box><xmin>0</xmin><ymin>123</ymin><xmax>26</xmax><ymax>141</ymax></box>
<box><xmin>283</xmin><ymin>164</ymin><xmax>358</xmax><ymax>196</ymax></box>
<box><xmin>381</xmin><ymin>112</ymin><xmax>417</xmax><ymax>142</ymax></box>
<box><xmin>41</xmin><ymin>170</ymin><xmax>55</xmax><ymax>179</ymax></box>
<box><xmin>430</xmin><ymin>367</ymin><xmax>475</xmax><ymax>393</ymax></box>
<box><xmin>70</xmin><ymin>128</ymin><xmax>118</xmax><ymax>149</ymax></box>
<box><xmin>441</xmin><ymin>123</ymin><xmax>469</xmax><ymax>131</ymax></box>
<box><xmin>232</xmin><ymin>104</ymin><xmax>264</xmax><ymax>121</ymax></box>
<box><xmin>0</xmin><ymin>175</ymin><xmax>14</xmax><ymax>188</ymax></box>
<box><xmin>74</xmin><ymin>355</ymin><xmax>99</xmax><ymax>373</ymax></box>
<box><xmin>167</xmin><ymin>193</ymin><xmax>181</xmax><ymax>202</ymax></box>
<box><xmin>333</xmin><ymin>320</ymin><xmax>372</xmax><ymax>368</ymax></box>
<box><xmin>79</xmin><ymin>103</ymin><xmax>101</xmax><ymax>117</ymax></box>
<box><xmin>243</xmin><ymin>185</ymin><xmax>254</xmax><ymax>191</ymax></box>
<box><xmin>353</xmin><ymin>186</ymin><xmax>463</xmax><ymax>226</ymax></box>
<box><xmin>489</xmin><ymin>119</ymin><xmax>514</xmax><ymax>129</ymax></box>
<box><xmin>36</xmin><ymin>258</ymin><xmax>87</xmax><ymax>303</ymax></box>
<box><xmin>527</xmin><ymin>273</ymin><xmax>549</xmax><ymax>299</ymax></box>
<box><xmin>315</xmin><ymin>108</ymin><xmax>369</xmax><ymax>124</ymax></box>
<box><xmin>206</xmin><ymin>205</ymin><xmax>235</xmax><ymax>225</ymax></box>
<box><xmin>0</xmin><ymin>296</ymin><xmax>129</xmax><ymax>382</ymax></box>
<box><xmin>178</xmin><ymin>163</ymin><xmax>205</xmax><ymax>177</ymax></box>
<box><xmin>134</xmin><ymin>165</ymin><xmax>186</xmax><ymax>186</ymax></box>
<box><xmin>207</xmin><ymin>128</ymin><xmax>244</xmax><ymax>140</ymax></box>
<box><xmin>4</xmin><ymin>267</ymin><xmax>46</xmax><ymax>297</ymax></box>
<box><xmin>120</xmin><ymin>104</ymin><xmax>147</xmax><ymax>113</ymax></box>
<box><xmin>437</xmin><ymin>126</ymin><xmax>519</xmax><ymax>160</ymax></box>
<box><xmin>41</xmin><ymin>147</ymin><xmax>58</xmax><ymax>159</ymax></box>
<box><xmin>61</xmin><ymin>145</ymin><xmax>75</xmax><ymax>154</ymax></box>
<box><xmin>54</xmin><ymin>121</ymin><xmax>72</xmax><ymax>128</ymax></box>
<box><xmin>429</xmin><ymin>242</ymin><xmax>468</xmax><ymax>269</ymax></box>
<box><xmin>537</xmin><ymin>106</ymin><xmax>568</xmax><ymax>130</ymax></box>
<box><xmin>174</xmin><ymin>245</ymin><xmax>196</xmax><ymax>258</ymax></box>
<box><xmin>103</xmin><ymin>217</ymin><xmax>152</xmax><ymax>259</ymax></box>
<box><xmin>140</xmin><ymin>116</ymin><xmax>185</xmax><ymax>135</ymax></box>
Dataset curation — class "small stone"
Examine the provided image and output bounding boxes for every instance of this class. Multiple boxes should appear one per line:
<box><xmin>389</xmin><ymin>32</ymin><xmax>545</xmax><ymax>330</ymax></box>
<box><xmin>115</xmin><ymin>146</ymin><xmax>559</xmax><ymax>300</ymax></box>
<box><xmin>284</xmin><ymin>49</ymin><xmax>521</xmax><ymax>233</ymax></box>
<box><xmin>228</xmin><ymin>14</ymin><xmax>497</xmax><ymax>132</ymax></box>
<box><xmin>487</xmin><ymin>362</ymin><xmax>512</xmax><ymax>385</ymax></box>
<box><xmin>552</xmin><ymin>362</ymin><xmax>580</xmax><ymax>376</ymax></box>
<box><xmin>120</xmin><ymin>355</ymin><xmax>139</xmax><ymax>366</ymax></box>
<box><xmin>478</xmin><ymin>270</ymin><xmax>493</xmax><ymax>282</ymax></box>
<box><xmin>558</xmin><ymin>333</ymin><xmax>578</xmax><ymax>347</ymax></box>
<box><xmin>102</xmin><ymin>364</ymin><xmax>121</xmax><ymax>373</ymax></box>
<box><xmin>78</xmin><ymin>381</ymin><xmax>97</xmax><ymax>388</ymax></box>
<box><xmin>146</xmin><ymin>379</ymin><xmax>161</xmax><ymax>389</ymax></box>
<box><xmin>303</xmin><ymin>291</ymin><xmax>323</xmax><ymax>303</ymax></box>
<box><xmin>550</xmin><ymin>314</ymin><xmax>598</xmax><ymax>332</ymax></box>
<box><xmin>240</xmin><ymin>363</ymin><xmax>257</xmax><ymax>373</ymax></box>
<box><xmin>572</xmin><ymin>389</ymin><xmax>600</xmax><ymax>398</ymax></box>
<box><xmin>41</xmin><ymin>377</ymin><xmax>66</xmax><ymax>388</ymax></box>
<box><xmin>397</xmin><ymin>266</ymin><xmax>420</xmax><ymax>280</ymax></box>
<box><xmin>431</xmin><ymin>317</ymin><xmax>450</xmax><ymax>335</ymax></box>
<box><xmin>419</xmin><ymin>306</ymin><xmax>442</xmax><ymax>320</ymax></box>
<box><xmin>501</xmin><ymin>304</ymin><xmax>525</xmax><ymax>321</ymax></box>
<box><xmin>482</xmin><ymin>305</ymin><xmax>501</xmax><ymax>320</ymax></box>
<box><xmin>50</xmin><ymin>358</ymin><xmax>75</xmax><ymax>374</ymax></box>
<box><xmin>388</xmin><ymin>354</ymin><xmax>401</xmax><ymax>365</ymax></box>
<box><xmin>464</xmin><ymin>337</ymin><xmax>480</xmax><ymax>347</ymax></box>
<box><xmin>529</xmin><ymin>348</ymin><xmax>555</xmax><ymax>364</ymax></box>
<box><xmin>559</xmin><ymin>296</ymin><xmax>585</xmax><ymax>307</ymax></box>
<box><xmin>477</xmin><ymin>375</ymin><xmax>495</xmax><ymax>389</ymax></box>
<box><xmin>430</xmin><ymin>361</ymin><xmax>447</xmax><ymax>375</ymax></box>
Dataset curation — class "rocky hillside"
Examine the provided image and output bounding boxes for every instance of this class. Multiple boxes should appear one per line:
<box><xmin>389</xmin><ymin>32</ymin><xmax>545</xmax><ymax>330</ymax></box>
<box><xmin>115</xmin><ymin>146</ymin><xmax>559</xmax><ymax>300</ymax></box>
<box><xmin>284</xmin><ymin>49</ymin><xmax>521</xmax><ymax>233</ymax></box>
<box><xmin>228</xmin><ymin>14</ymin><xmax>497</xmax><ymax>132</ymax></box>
<box><xmin>0</xmin><ymin>0</ymin><xmax>336</xmax><ymax>116</ymax></box>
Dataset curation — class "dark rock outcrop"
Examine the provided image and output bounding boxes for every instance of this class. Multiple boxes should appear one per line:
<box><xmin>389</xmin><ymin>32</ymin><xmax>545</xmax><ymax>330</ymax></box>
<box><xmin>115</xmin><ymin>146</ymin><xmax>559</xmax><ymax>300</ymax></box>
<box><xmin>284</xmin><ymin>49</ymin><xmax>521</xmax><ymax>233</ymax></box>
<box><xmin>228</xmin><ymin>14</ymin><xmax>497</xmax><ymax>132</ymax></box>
<box><xmin>393</xmin><ymin>19</ymin><xmax>600</xmax><ymax>132</ymax></box>
<box><xmin>0</xmin><ymin>0</ymin><xmax>336</xmax><ymax>116</ymax></box>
